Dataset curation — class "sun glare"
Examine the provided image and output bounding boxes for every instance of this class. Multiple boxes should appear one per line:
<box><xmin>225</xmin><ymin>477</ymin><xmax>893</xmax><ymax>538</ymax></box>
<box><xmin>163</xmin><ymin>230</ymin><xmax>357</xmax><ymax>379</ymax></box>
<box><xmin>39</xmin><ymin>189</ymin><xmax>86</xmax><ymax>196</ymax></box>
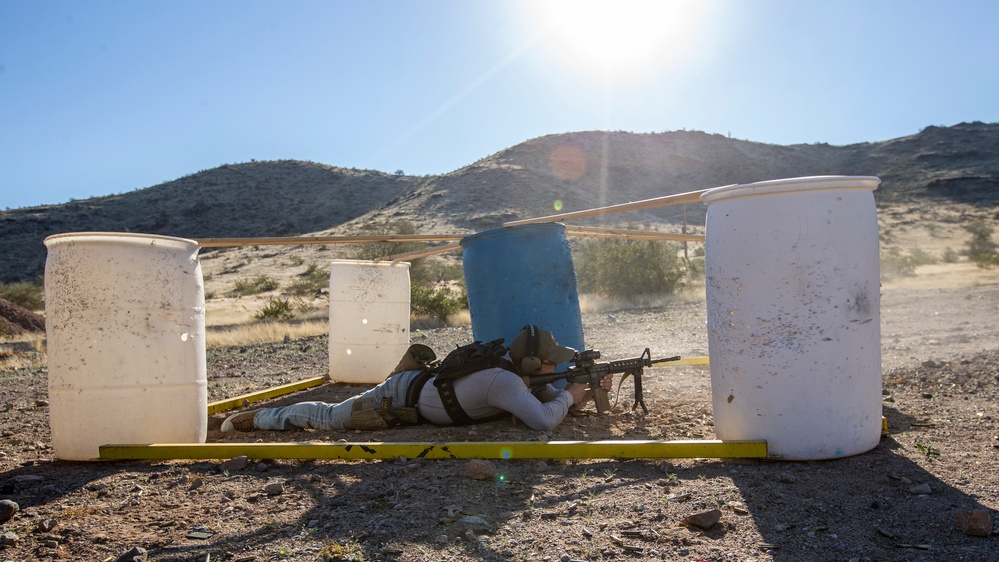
<box><xmin>529</xmin><ymin>0</ymin><xmax>703</xmax><ymax>85</ymax></box>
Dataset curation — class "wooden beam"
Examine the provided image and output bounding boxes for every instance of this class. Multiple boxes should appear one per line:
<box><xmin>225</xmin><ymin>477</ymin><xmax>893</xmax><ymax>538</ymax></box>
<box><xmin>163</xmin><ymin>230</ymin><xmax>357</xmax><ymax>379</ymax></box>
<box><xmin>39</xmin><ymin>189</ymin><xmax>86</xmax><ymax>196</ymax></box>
<box><xmin>207</xmin><ymin>376</ymin><xmax>327</xmax><ymax>415</ymax></box>
<box><xmin>374</xmin><ymin>242</ymin><xmax>462</xmax><ymax>263</ymax></box>
<box><xmin>100</xmin><ymin>439</ymin><xmax>769</xmax><ymax>461</ymax></box>
<box><xmin>196</xmin><ymin>234</ymin><xmax>465</xmax><ymax>248</ymax></box>
<box><xmin>503</xmin><ymin>187</ymin><xmax>731</xmax><ymax>227</ymax></box>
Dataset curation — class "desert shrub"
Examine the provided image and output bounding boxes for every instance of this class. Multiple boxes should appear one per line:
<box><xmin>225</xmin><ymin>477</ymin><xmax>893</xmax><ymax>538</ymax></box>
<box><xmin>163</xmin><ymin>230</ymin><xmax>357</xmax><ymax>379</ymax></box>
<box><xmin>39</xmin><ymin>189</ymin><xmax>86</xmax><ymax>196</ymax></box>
<box><xmin>942</xmin><ymin>247</ymin><xmax>959</xmax><ymax>263</ymax></box>
<box><xmin>0</xmin><ymin>280</ymin><xmax>45</xmax><ymax>311</ymax></box>
<box><xmin>411</xmin><ymin>284</ymin><xmax>466</xmax><ymax>322</ymax></box>
<box><xmin>287</xmin><ymin>263</ymin><xmax>330</xmax><ymax>296</ymax></box>
<box><xmin>255</xmin><ymin>298</ymin><xmax>294</xmax><ymax>321</ymax></box>
<box><xmin>685</xmin><ymin>257</ymin><xmax>705</xmax><ymax>278</ymax></box>
<box><xmin>880</xmin><ymin>248</ymin><xmax>918</xmax><ymax>279</ymax></box>
<box><xmin>575</xmin><ymin>238</ymin><xmax>687</xmax><ymax>298</ymax></box>
<box><xmin>230</xmin><ymin>275</ymin><xmax>279</xmax><ymax>297</ymax></box>
<box><xmin>908</xmin><ymin>247</ymin><xmax>937</xmax><ymax>267</ymax></box>
<box><xmin>964</xmin><ymin>220</ymin><xmax>999</xmax><ymax>268</ymax></box>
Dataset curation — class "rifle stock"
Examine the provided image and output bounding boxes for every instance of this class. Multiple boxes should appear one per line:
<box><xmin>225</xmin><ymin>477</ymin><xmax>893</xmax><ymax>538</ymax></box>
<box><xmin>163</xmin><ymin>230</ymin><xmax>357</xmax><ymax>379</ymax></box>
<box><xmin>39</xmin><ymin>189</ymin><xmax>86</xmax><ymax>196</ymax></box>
<box><xmin>528</xmin><ymin>348</ymin><xmax>681</xmax><ymax>414</ymax></box>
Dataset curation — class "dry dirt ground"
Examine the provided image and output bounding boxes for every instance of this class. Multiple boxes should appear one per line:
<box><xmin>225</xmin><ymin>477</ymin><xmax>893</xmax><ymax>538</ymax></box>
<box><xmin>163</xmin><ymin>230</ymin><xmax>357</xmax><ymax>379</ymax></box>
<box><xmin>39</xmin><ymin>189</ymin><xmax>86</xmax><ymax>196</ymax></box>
<box><xmin>0</xmin><ymin>266</ymin><xmax>997</xmax><ymax>562</ymax></box>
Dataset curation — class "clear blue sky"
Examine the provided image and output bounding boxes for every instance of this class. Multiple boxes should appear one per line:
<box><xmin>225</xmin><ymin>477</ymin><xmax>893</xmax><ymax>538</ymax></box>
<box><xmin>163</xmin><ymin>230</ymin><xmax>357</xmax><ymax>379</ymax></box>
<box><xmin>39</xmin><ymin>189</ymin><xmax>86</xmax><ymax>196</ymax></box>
<box><xmin>2</xmin><ymin>0</ymin><xmax>996</xmax><ymax>210</ymax></box>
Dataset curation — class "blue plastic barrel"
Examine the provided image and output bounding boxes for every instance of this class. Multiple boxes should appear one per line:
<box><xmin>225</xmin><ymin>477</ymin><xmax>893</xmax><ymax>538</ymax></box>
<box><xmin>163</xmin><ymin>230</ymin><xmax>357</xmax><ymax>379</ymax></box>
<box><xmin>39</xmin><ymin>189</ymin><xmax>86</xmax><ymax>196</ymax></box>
<box><xmin>460</xmin><ymin>223</ymin><xmax>585</xmax><ymax>357</ymax></box>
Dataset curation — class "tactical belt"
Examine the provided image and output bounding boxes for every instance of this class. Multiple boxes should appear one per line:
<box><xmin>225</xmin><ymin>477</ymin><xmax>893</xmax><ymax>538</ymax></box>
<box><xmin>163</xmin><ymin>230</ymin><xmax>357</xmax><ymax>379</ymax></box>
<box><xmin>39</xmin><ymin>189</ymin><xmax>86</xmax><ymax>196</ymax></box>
<box><xmin>434</xmin><ymin>359</ymin><xmax>516</xmax><ymax>426</ymax></box>
<box><xmin>405</xmin><ymin>370</ymin><xmax>435</xmax><ymax>409</ymax></box>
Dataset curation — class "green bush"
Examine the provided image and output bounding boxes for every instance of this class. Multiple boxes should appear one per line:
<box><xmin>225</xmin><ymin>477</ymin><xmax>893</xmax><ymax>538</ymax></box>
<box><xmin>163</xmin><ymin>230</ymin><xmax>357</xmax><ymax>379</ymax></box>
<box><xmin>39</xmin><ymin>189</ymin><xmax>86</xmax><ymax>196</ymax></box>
<box><xmin>575</xmin><ymin>238</ymin><xmax>687</xmax><ymax>298</ymax></box>
<box><xmin>411</xmin><ymin>284</ymin><xmax>466</xmax><ymax>322</ymax></box>
<box><xmin>0</xmin><ymin>281</ymin><xmax>45</xmax><ymax>311</ymax></box>
<box><xmin>255</xmin><ymin>298</ymin><xmax>294</xmax><ymax>321</ymax></box>
<box><xmin>965</xmin><ymin>220</ymin><xmax>999</xmax><ymax>268</ymax></box>
<box><xmin>230</xmin><ymin>275</ymin><xmax>279</xmax><ymax>297</ymax></box>
<box><xmin>287</xmin><ymin>263</ymin><xmax>330</xmax><ymax>296</ymax></box>
<box><xmin>880</xmin><ymin>248</ymin><xmax>918</xmax><ymax>279</ymax></box>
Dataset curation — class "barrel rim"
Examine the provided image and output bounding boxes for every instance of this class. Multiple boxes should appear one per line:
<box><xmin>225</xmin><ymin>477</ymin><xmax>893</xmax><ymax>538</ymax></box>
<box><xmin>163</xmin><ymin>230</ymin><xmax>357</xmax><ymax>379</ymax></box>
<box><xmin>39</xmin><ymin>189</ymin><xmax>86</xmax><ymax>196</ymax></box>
<box><xmin>44</xmin><ymin>231</ymin><xmax>200</xmax><ymax>249</ymax></box>
<box><xmin>700</xmin><ymin>175</ymin><xmax>881</xmax><ymax>205</ymax></box>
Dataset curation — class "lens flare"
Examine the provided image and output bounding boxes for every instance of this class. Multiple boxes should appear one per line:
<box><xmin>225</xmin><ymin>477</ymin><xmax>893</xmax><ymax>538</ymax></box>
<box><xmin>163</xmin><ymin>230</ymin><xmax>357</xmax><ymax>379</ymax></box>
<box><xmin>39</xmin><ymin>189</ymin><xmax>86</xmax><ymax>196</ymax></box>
<box><xmin>500</xmin><ymin>447</ymin><xmax>513</xmax><ymax>459</ymax></box>
<box><xmin>553</xmin><ymin>200</ymin><xmax>563</xmax><ymax>211</ymax></box>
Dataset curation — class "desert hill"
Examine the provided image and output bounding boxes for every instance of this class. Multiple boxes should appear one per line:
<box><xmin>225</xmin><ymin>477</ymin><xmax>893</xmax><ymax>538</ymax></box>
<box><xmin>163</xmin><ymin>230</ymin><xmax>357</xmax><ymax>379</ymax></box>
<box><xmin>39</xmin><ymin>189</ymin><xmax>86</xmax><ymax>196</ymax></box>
<box><xmin>2</xmin><ymin>122</ymin><xmax>997</xmax><ymax>283</ymax></box>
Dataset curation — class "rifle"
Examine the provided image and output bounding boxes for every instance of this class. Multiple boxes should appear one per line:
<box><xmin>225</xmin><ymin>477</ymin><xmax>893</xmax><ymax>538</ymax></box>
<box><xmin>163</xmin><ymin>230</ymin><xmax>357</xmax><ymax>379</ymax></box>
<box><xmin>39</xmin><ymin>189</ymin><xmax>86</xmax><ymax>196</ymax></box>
<box><xmin>527</xmin><ymin>348</ymin><xmax>680</xmax><ymax>414</ymax></box>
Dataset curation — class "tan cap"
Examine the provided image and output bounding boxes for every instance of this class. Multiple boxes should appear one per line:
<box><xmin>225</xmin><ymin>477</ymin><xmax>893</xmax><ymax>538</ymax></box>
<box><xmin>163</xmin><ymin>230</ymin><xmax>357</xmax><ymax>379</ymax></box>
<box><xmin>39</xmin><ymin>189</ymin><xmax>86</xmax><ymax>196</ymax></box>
<box><xmin>509</xmin><ymin>324</ymin><xmax>577</xmax><ymax>374</ymax></box>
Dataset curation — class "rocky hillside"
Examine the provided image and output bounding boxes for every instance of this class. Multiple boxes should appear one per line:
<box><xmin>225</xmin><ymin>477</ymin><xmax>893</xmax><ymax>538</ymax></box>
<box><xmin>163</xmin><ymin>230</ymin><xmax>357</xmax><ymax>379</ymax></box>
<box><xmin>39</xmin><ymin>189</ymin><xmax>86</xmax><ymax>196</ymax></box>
<box><xmin>2</xmin><ymin>122</ymin><xmax>997</xmax><ymax>283</ymax></box>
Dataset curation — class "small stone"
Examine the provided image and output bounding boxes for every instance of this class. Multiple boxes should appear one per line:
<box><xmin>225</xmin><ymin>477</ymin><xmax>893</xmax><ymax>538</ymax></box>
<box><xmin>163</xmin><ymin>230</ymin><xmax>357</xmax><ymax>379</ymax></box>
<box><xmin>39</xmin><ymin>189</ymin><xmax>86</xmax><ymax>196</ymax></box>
<box><xmin>658</xmin><ymin>461</ymin><xmax>676</xmax><ymax>474</ymax></box>
<box><xmin>909</xmin><ymin>483</ymin><xmax>932</xmax><ymax>495</ymax></box>
<box><xmin>35</xmin><ymin>399</ymin><xmax>49</xmax><ymax>407</ymax></box>
<box><xmin>465</xmin><ymin>459</ymin><xmax>497</xmax><ymax>480</ymax></box>
<box><xmin>36</xmin><ymin>518</ymin><xmax>57</xmax><ymax>532</ymax></box>
<box><xmin>460</xmin><ymin>515</ymin><xmax>494</xmax><ymax>534</ymax></box>
<box><xmin>956</xmin><ymin>509</ymin><xmax>992</xmax><ymax>537</ymax></box>
<box><xmin>0</xmin><ymin>499</ymin><xmax>19</xmax><ymax>523</ymax></box>
<box><xmin>0</xmin><ymin>531</ymin><xmax>18</xmax><ymax>545</ymax></box>
<box><xmin>682</xmin><ymin>509</ymin><xmax>722</xmax><ymax>530</ymax></box>
<box><xmin>435</xmin><ymin>534</ymin><xmax>449</xmax><ymax>544</ymax></box>
<box><xmin>114</xmin><ymin>546</ymin><xmax>148</xmax><ymax>562</ymax></box>
<box><xmin>219</xmin><ymin>456</ymin><xmax>249</xmax><ymax>473</ymax></box>
<box><xmin>44</xmin><ymin>539</ymin><xmax>59</xmax><ymax>548</ymax></box>
<box><xmin>263</xmin><ymin>481</ymin><xmax>284</xmax><ymax>496</ymax></box>
<box><xmin>188</xmin><ymin>477</ymin><xmax>204</xmax><ymax>491</ymax></box>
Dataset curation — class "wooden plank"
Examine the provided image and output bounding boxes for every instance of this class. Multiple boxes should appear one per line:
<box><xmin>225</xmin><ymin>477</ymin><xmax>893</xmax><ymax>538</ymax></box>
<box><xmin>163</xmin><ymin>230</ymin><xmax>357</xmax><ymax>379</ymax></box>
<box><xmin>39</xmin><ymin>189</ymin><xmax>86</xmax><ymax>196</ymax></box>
<box><xmin>196</xmin><ymin>234</ymin><xmax>465</xmax><ymax>248</ymax></box>
<box><xmin>502</xmin><ymin>187</ymin><xmax>730</xmax><ymax>227</ymax></box>
<box><xmin>207</xmin><ymin>376</ymin><xmax>327</xmax><ymax>415</ymax></box>
<box><xmin>100</xmin><ymin>439</ymin><xmax>769</xmax><ymax>460</ymax></box>
<box><xmin>374</xmin><ymin>242</ymin><xmax>462</xmax><ymax>262</ymax></box>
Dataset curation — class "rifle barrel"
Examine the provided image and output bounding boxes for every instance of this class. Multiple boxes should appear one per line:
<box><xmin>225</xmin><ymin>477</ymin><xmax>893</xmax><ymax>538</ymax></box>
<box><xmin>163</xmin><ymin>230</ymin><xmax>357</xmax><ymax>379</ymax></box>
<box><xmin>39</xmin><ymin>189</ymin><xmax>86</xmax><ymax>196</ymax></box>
<box><xmin>650</xmin><ymin>355</ymin><xmax>682</xmax><ymax>365</ymax></box>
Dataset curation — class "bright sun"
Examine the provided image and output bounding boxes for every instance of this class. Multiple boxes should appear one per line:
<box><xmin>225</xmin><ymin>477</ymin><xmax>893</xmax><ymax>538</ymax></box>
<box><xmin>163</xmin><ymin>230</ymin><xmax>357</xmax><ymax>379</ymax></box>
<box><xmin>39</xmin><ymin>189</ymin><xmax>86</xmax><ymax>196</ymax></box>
<box><xmin>528</xmin><ymin>0</ymin><xmax>703</xmax><ymax>85</ymax></box>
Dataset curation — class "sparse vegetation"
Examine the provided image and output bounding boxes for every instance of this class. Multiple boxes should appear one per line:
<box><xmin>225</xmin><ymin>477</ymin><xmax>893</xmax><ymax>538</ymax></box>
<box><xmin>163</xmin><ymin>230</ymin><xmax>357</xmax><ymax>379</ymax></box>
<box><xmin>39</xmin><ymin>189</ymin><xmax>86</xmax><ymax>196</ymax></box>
<box><xmin>255</xmin><ymin>298</ymin><xmax>295</xmax><ymax>321</ymax></box>
<box><xmin>230</xmin><ymin>275</ymin><xmax>280</xmax><ymax>297</ymax></box>
<box><xmin>410</xmin><ymin>284</ymin><xmax>466</xmax><ymax>322</ymax></box>
<box><xmin>0</xmin><ymin>280</ymin><xmax>45</xmax><ymax>311</ymax></box>
<box><xmin>964</xmin><ymin>219</ymin><xmax>999</xmax><ymax>268</ymax></box>
<box><xmin>575</xmin><ymin>237</ymin><xmax>688</xmax><ymax>298</ymax></box>
<box><xmin>880</xmin><ymin>246</ymin><xmax>937</xmax><ymax>280</ymax></box>
<box><xmin>287</xmin><ymin>263</ymin><xmax>330</xmax><ymax>296</ymax></box>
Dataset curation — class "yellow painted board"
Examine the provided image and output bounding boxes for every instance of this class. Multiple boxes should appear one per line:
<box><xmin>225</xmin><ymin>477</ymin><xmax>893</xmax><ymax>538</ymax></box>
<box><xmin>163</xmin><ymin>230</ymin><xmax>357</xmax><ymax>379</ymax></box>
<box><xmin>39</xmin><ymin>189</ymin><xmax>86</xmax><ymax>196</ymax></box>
<box><xmin>207</xmin><ymin>376</ymin><xmax>327</xmax><ymax>415</ymax></box>
<box><xmin>660</xmin><ymin>357</ymin><xmax>709</xmax><ymax>366</ymax></box>
<box><xmin>100</xmin><ymin>439</ymin><xmax>768</xmax><ymax>461</ymax></box>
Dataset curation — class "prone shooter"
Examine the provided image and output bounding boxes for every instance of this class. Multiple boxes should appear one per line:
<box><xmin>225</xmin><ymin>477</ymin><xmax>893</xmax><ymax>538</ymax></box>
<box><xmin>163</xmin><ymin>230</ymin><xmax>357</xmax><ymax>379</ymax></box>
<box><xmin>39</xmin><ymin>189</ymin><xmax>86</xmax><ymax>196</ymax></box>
<box><xmin>526</xmin><ymin>348</ymin><xmax>680</xmax><ymax>414</ymax></box>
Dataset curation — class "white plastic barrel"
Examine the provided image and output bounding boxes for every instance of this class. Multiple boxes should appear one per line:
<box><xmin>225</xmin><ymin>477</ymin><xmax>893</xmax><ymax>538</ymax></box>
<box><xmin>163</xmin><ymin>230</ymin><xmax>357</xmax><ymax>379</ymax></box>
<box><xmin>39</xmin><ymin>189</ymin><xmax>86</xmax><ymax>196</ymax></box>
<box><xmin>701</xmin><ymin>176</ymin><xmax>882</xmax><ymax>460</ymax></box>
<box><xmin>328</xmin><ymin>260</ymin><xmax>410</xmax><ymax>384</ymax></box>
<box><xmin>44</xmin><ymin>232</ymin><xmax>207</xmax><ymax>461</ymax></box>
